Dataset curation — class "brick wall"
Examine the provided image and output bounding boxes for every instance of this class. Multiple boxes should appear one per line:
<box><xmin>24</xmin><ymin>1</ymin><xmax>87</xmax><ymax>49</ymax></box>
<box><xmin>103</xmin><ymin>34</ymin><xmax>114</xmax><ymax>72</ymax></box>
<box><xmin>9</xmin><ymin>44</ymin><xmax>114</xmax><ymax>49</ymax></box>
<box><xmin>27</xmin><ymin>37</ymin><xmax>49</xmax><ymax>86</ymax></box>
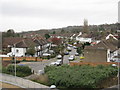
<box><xmin>84</xmin><ymin>49</ymin><xmax>107</xmax><ymax>62</ymax></box>
<box><xmin>2</xmin><ymin>57</ymin><xmax>43</xmax><ymax>61</ymax></box>
<box><xmin>70</xmin><ymin>62</ymin><xmax>118</xmax><ymax>66</ymax></box>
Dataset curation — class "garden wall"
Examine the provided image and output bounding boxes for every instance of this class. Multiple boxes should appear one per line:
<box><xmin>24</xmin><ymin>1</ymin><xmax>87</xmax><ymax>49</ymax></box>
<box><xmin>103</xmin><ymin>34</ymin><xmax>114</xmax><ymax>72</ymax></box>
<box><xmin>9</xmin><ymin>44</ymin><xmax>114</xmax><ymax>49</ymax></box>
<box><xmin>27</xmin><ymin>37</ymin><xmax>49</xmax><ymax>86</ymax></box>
<box><xmin>2</xmin><ymin>57</ymin><xmax>45</xmax><ymax>61</ymax></box>
<box><xmin>70</xmin><ymin>62</ymin><xmax>119</xmax><ymax>66</ymax></box>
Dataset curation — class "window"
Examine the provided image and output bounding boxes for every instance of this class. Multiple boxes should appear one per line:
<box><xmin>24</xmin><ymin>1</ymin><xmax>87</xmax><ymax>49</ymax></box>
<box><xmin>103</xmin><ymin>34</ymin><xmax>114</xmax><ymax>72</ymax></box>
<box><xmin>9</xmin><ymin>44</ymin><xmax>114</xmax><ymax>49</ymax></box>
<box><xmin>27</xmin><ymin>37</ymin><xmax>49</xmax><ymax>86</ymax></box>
<box><xmin>16</xmin><ymin>49</ymin><xmax>19</xmax><ymax>53</ymax></box>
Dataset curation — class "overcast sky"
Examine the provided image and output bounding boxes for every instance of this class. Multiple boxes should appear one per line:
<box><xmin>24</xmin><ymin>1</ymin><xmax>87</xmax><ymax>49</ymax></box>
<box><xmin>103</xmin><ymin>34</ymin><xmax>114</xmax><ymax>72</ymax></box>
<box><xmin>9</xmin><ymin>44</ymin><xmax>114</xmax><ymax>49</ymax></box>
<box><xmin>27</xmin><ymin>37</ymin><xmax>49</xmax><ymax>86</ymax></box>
<box><xmin>0</xmin><ymin>0</ymin><xmax>119</xmax><ymax>32</ymax></box>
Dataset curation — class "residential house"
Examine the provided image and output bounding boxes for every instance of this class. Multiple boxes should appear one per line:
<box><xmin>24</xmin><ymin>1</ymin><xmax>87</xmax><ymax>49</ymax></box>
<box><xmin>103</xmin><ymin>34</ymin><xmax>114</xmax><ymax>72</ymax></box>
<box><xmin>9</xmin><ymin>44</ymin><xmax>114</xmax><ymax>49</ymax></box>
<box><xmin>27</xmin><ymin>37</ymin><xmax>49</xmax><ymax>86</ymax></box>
<box><xmin>32</xmin><ymin>36</ymin><xmax>50</xmax><ymax>57</ymax></box>
<box><xmin>7</xmin><ymin>40</ymin><xmax>28</xmax><ymax>57</ymax></box>
<box><xmin>84</xmin><ymin>37</ymin><xmax>118</xmax><ymax>62</ymax></box>
<box><xmin>76</xmin><ymin>32</ymin><xmax>93</xmax><ymax>43</ymax></box>
<box><xmin>3</xmin><ymin>37</ymin><xmax>49</xmax><ymax>57</ymax></box>
<box><xmin>3</xmin><ymin>37</ymin><xmax>37</xmax><ymax>57</ymax></box>
<box><xmin>106</xmin><ymin>34</ymin><xmax>118</xmax><ymax>40</ymax></box>
<box><xmin>3</xmin><ymin>37</ymin><xmax>24</xmax><ymax>54</ymax></box>
<box><xmin>111</xmin><ymin>48</ymin><xmax>120</xmax><ymax>62</ymax></box>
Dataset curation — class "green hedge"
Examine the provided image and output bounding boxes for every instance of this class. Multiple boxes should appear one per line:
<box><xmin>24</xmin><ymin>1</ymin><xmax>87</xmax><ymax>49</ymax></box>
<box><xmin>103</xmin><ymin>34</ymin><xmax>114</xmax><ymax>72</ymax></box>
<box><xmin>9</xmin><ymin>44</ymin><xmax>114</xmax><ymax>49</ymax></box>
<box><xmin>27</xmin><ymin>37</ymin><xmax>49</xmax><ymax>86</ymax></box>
<box><xmin>2</xmin><ymin>64</ymin><xmax>32</xmax><ymax>77</ymax></box>
<box><xmin>44</xmin><ymin>65</ymin><xmax>118</xmax><ymax>88</ymax></box>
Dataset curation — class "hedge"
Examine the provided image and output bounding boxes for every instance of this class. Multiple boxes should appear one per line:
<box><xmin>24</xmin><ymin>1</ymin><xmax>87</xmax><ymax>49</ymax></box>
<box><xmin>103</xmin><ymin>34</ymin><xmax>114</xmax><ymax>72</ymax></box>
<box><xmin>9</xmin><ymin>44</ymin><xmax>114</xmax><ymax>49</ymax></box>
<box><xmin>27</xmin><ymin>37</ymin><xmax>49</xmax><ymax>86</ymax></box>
<box><xmin>2</xmin><ymin>64</ymin><xmax>32</xmax><ymax>77</ymax></box>
<box><xmin>44</xmin><ymin>65</ymin><xmax>118</xmax><ymax>88</ymax></box>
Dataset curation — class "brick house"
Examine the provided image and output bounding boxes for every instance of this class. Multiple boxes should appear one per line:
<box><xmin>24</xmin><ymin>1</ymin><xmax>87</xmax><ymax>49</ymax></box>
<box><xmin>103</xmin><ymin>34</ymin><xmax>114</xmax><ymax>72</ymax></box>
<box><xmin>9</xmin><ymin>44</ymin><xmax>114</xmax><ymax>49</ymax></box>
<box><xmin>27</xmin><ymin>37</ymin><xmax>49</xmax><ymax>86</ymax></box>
<box><xmin>84</xmin><ymin>37</ymin><xmax>118</xmax><ymax>62</ymax></box>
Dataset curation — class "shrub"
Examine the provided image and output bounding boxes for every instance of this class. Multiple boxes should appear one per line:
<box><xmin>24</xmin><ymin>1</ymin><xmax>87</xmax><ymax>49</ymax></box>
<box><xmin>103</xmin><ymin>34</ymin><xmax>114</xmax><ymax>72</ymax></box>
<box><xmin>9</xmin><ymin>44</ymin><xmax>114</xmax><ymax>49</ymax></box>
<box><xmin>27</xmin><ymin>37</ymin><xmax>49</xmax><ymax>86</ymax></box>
<box><xmin>3</xmin><ymin>64</ymin><xmax>32</xmax><ymax>77</ymax></box>
<box><xmin>11</xmin><ymin>60</ymin><xmax>20</xmax><ymax>63</ymax></box>
<box><xmin>45</xmin><ymin>65</ymin><xmax>118</xmax><ymax>88</ymax></box>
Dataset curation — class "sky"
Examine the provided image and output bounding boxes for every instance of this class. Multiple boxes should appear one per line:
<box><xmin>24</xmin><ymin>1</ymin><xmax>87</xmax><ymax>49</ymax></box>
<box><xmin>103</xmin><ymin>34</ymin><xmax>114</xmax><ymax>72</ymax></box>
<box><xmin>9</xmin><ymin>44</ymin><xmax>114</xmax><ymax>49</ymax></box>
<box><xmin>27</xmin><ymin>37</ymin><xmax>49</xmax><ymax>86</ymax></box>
<box><xmin>0</xmin><ymin>0</ymin><xmax>119</xmax><ymax>32</ymax></box>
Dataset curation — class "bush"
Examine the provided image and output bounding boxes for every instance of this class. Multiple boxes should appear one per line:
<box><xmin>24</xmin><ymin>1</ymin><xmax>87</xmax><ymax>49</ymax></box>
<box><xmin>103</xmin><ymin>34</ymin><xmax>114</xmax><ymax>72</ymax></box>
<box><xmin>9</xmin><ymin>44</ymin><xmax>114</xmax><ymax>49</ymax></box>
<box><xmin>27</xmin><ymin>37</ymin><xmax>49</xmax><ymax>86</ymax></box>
<box><xmin>11</xmin><ymin>60</ymin><xmax>21</xmax><ymax>63</ymax></box>
<box><xmin>44</xmin><ymin>65</ymin><xmax>118</xmax><ymax>88</ymax></box>
<box><xmin>77</xmin><ymin>47</ymin><xmax>83</xmax><ymax>54</ymax></box>
<box><xmin>3</xmin><ymin>64</ymin><xmax>32</xmax><ymax>77</ymax></box>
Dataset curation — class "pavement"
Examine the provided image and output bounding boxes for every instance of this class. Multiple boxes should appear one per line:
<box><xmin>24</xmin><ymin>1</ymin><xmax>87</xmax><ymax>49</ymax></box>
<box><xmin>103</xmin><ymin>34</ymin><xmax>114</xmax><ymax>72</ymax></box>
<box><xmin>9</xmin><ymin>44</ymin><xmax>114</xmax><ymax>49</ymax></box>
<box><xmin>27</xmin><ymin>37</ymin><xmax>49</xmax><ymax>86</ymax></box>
<box><xmin>104</xmin><ymin>84</ymin><xmax>120</xmax><ymax>90</ymax></box>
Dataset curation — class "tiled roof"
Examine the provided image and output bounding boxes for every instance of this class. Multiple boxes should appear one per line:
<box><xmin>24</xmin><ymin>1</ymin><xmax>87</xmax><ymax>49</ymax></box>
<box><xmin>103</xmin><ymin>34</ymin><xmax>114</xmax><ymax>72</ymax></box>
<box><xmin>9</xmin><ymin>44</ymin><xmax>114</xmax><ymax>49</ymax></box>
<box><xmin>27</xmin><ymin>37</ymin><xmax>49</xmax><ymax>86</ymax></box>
<box><xmin>3</xmin><ymin>37</ymin><xmax>35</xmax><ymax>48</ymax></box>
<box><xmin>32</xmin><ymin>36</ymin><xmax>48</xmax><ymax>46</ymax></box>
<box><xmin>85</xmin><ymin>37</ymin><xmax>118</xmax><ymax>52</ymax></box>
<box><xmin>3</xmin><ymin>37</ymin><xmax>23</xmax><ymax>48</ymax></box>
<box><xmin>15</xmin><ymin>40</ymin><xmax>28</xmax><ymax>48</ymax></box>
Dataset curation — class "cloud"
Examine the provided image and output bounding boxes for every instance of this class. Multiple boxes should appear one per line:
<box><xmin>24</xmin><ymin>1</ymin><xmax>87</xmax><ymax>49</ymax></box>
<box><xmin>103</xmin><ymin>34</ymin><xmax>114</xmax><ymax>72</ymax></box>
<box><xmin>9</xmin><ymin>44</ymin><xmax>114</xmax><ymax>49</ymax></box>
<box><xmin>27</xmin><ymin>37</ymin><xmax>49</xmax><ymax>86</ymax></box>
<box><xmin>0</xmin><ymin>0</ymin><xmax>119</xmax><ymax>32</ymax></box>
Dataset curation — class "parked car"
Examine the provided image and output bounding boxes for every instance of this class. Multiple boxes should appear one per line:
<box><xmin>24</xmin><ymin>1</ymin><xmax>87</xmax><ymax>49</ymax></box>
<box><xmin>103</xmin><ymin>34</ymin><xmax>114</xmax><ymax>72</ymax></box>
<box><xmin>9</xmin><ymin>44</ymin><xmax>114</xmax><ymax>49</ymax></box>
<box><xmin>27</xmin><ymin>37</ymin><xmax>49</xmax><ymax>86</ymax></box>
<box><xmin>49</xmin><ymin>50</ymin><xmax>54</xmax><ymax>54</ymax></box>
<box><xmin>73</xmin><ymin>46</ymin><xmax>77</xmax><ymax>49</ymax></box>
<box><xmin>75</xmin><ymin>53</ymin><xmax>79</xmax><ymax>56</ymax></box>
<box><xmin>43</xmin><ymin>53</ymin><xmax>51</xmax><ymax>56</ymax></box>
<box><xmin>56</xmin><ymin>60</ymin><xmax>62</xmax><ymax>66</ymax></box>
<box><xmin>49</xmin><ymin>62</ymin><xmax>56</xmax><ymax>66</ymax></box>
<box><xmin>49</xmin><ymin>60</ymin><xmax>62</xmax><ymax>66</ymax></box>
<box><xmin>67</xmin><ymin>47</ymin><xmax>72</xmax><ymax>51</ymax></box>
<box><xmin>64</xmin><ymin>52</ymin><xmax>69</xmax><ymax>55</ymax></box>
<box><xmin>69</xmin><ymin>55</ymin><xmax>75</xmax><ymax>61</ymax></box>
<box><xmin>57</xmin><ymin>55</ymin><xmax>62</xmax><ymax>59</ymax></box>
<box><xmin>69</xmin><ymin>44</ymin><xmax>73</xmax><ymax>47</ymax></box>
<box><xmin>56</xmin><ymin>60</ymin><xmax>62</xmax><ymax>65</ymax></box>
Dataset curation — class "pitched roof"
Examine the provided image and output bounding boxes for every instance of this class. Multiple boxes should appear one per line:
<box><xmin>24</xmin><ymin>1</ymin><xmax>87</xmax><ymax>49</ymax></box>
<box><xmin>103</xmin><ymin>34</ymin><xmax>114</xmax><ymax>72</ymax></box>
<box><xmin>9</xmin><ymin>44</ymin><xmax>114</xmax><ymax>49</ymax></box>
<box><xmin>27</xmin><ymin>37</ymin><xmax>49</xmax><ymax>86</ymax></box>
<box><xmin>85</xmin><ymin>37</ymin><xmax>118</xmax><ymax>52</ymax></box>
<box><xmin>3</xmin><ymin>37</ymin><xmax>48</xmax><ymax>48</ymax></box>
<box><xmin>3</xmin><ymin>37</ymin><xmax>23</xmax><ymax>48</ymax></box>
<box><xmin>23</xmin><ymin>38</ymin><xmax>36</xmax><ymax>47</ymax></box>
<box><xmin>32</xmin><ymin>36</ymin><xmax>48</xmax><ymax>46</ymax></box>
<box><xmin>3</xmin><ymin>37</ymin><xmax>36</xmax><ymax>48</ymax></box>
<box><xmin>15</xmin><ymin>40</ymin><xmax>28</xmax><ymax>48</ymax></box>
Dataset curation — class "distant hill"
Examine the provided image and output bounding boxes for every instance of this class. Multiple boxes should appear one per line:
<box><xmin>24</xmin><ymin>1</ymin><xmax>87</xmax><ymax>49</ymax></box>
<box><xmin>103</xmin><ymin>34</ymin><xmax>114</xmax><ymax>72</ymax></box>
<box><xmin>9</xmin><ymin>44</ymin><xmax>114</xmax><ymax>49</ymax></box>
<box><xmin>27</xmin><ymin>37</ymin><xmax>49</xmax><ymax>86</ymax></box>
<box><xmin>19</xmin><ymin>23</ymin><xmax>118</xmax><ymax>37</ymax></box>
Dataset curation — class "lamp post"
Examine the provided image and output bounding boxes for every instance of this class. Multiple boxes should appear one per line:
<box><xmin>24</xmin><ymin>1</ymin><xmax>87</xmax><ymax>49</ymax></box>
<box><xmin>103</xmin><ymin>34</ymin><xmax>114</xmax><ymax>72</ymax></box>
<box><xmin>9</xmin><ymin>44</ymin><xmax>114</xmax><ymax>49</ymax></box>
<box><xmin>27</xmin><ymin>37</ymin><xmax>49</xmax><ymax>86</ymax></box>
<box><xmin>13</xmin><ymin>44</ymin><xmax>16</xmax><ymax>80</ymax></box>
<box><xmin>118</xmin><ymin>61</ymin><xmax>119</xmax><ymax>90</ymax></box>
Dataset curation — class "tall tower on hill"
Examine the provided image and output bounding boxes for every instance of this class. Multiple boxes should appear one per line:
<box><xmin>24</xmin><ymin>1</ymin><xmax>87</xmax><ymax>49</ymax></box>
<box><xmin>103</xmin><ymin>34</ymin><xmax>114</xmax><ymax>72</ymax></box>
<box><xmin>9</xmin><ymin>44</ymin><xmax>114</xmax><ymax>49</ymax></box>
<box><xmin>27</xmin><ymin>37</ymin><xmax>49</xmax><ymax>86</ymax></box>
<box><xmin>83</xmin><ymin>19</ymin><xmax>89</xmax><ymax>33</ymax></box>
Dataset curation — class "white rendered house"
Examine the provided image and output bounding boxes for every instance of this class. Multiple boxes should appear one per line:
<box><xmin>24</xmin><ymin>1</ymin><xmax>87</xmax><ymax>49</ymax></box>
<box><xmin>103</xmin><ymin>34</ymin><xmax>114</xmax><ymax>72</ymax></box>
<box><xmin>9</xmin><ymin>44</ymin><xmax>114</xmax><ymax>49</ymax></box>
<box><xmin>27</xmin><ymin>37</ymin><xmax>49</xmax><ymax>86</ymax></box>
<box><xmin>7</xmin><ymin>40</ymin><xmax>27</xmax><ymax>57</ymax></box>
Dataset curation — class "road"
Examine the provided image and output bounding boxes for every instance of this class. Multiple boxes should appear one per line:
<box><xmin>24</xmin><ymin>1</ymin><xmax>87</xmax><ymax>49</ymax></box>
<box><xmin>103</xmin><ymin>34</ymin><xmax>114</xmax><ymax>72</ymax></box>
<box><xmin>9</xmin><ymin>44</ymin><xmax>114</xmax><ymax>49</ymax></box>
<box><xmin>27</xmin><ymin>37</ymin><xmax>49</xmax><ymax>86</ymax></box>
<box><xmin>63</xmin><ymin>47</ymin><xmax>80</xmax><ymax>64</ymax></box>
<box><xmin>19</xmin><ymin>46</ymin><xmax>80</xmax><ymax>74</ymax></box>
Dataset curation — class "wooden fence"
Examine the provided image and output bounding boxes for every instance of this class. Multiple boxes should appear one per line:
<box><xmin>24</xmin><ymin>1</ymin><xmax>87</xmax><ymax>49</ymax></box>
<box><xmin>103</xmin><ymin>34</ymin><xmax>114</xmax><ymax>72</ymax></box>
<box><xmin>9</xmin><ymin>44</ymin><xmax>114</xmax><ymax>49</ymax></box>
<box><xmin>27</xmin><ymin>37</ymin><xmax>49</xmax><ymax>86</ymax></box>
<box><xmin>2</xmin><ymin>57</ymin><xmax>44</xmax><ymax>61</ymax></box>
<box><xmin>70</xmin><ymin>62</ymin><xmax>119</xmax><ymax>66</ymax></box>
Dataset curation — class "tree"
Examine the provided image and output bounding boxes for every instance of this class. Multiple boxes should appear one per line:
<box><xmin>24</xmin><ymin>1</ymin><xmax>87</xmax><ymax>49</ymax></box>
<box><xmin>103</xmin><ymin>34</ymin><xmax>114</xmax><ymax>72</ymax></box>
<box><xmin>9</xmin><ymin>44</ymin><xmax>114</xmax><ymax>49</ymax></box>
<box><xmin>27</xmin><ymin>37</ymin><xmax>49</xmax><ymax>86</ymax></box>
<box><xmin>6</xmin><ymin>29</ymin><xmax>15</xmax><ymax>37</ymax></box>
<box><xmin>51</xmin><ymin>37</ymin><xmax>65</xmax><ymax>64</ymax></box>
<box><xmin>2</xmin><ymin>29</ymin><xmax>20</xmax><ymax>38</ymax></box>
<box><xmin>53</xmin><ymin>31</ymin><xmax>56</xmax><ymax>34</ymax></box>
<box><xmin>26</xmin><ymin>46</ymin><xmax>35</xmax><ymax>56</ymax></box>
<box><xmin>58</xmin><ymin>44</ymin><xmax>65</xmax><ymax>64</ymax></box>
<box><xmin>44</xmin><ymin>34</ymin><xmax>50</xmax><ymax>39</ymax></box>
<box><xmin>61</xmin><ymin>29</ymin><xmax>65</xmax><ymax>33</ymax></box>
<box><xmin>77</xmin><ymin>47</ymin><xmax>82</xmax><ymax>54</ymax></box>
